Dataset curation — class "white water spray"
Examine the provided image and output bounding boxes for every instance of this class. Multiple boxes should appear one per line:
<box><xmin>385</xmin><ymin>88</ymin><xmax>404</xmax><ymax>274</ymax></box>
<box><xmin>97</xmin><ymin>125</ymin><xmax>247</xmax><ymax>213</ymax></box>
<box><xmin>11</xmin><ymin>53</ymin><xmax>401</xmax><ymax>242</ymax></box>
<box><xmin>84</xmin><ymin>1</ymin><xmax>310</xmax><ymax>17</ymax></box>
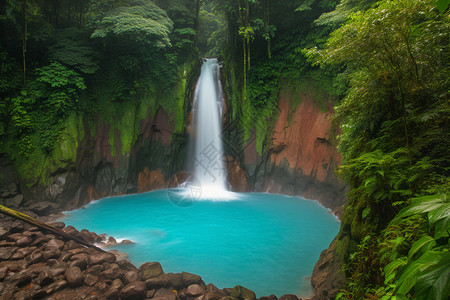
<box><xmin>188</xmin><ymin>58</ymin><xmax>232</xmax><ymax>199</ymax></box>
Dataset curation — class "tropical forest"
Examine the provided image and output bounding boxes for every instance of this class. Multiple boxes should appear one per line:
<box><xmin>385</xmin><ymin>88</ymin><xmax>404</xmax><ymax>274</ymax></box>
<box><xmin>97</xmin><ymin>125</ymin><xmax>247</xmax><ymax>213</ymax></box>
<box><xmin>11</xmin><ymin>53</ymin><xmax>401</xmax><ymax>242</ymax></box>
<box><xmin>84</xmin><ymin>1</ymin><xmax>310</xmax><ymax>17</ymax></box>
<box><xmin>0</xmin><ymin>0</ymin><xmax>448</xmax><ymax>299</ymax></box>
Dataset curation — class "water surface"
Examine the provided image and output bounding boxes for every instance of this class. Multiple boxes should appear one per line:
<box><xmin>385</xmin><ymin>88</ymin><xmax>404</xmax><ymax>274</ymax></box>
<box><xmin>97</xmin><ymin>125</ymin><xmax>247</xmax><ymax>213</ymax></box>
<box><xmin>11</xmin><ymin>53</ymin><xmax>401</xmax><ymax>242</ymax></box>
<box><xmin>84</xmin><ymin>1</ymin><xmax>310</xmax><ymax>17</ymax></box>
<box><xmin>62</xmin><ymin>189</ymin><xmax>339</xmax><ymax>297</ymax></box>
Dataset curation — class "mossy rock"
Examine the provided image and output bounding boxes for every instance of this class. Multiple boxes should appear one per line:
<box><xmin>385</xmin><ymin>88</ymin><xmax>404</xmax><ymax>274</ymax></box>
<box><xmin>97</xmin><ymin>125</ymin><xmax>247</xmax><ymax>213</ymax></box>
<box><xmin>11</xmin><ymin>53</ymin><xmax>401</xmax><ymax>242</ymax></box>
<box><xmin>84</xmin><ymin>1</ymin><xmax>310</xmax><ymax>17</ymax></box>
<box><xmin>138</xmin><ymin>262</ymin><xmax>163</xmax><ymax>281</ymax></box>
<box><xmin>229</xmin><ymin>285</ymin><xmax>256</xmax><ymax>300</ymax></box>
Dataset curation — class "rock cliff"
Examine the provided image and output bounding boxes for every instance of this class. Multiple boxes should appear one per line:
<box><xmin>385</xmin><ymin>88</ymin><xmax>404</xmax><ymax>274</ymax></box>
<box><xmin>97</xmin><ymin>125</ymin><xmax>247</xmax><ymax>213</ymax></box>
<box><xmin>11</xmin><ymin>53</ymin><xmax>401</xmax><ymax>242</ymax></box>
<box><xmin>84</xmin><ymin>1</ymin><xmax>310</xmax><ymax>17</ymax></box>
<box><xmin>235</xmin><ymin>93</ymin><xmax>347</xmax><ymax>216</ymax></box>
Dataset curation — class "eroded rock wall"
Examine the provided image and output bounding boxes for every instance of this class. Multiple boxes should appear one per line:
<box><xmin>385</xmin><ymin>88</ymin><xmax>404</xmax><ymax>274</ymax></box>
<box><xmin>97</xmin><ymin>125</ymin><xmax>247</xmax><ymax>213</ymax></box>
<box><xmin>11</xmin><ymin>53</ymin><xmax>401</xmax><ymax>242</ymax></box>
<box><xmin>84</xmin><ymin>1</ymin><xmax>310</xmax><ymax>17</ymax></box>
<box><xmin>0</xmin><ymin>57</ymin><xmax>200</xmax><ymax>214</ymax></box>
<box><xmin>234</xmin><ymin>93</ymin><xmax>347</xmax><ymax>216</ymax></box>
<box><xmin>265</xmin><ymin>97</ymin><xmax>346</xmax><ymax>214</ymax></box>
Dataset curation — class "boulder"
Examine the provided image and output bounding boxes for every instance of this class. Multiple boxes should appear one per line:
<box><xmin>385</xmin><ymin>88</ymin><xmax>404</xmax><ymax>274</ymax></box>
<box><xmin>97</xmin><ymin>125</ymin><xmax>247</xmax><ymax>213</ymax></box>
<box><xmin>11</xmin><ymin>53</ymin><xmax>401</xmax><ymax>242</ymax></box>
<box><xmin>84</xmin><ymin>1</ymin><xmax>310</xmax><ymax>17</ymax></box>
<box><xmin>0</xmin><ymin>247</ymin><xmax>17</xmax><ymax>260</ymax></box>
<box><xmin>100</xmin><ymin>263</ymin><xmax>122</xmax><ymax>279</ymax></box>
<box><xmin>28</xmin><ymin>249</ymin><xmax>43</xmax><ymax>264</ymax></box>
<box><xmin>44</xmin><ymin>279</ymin><xmax>68</xmax><ymax>294</ymax></box>
<box><xmin>69</xmin><ymin>253</ymin><xmax>89</xmax><ymax>270</ymax></box>
<box><xmin>187</xmin><ymin>284</ymin><xmax>204</xmax><ymax>296</ymax></box>
<box><xmin>119</xmin><ymin>281</ymin><xmax>147</xmax><ymax>300</ymax></box>
<box><xmin>182</xmin><ymin>271</ymin><xmax>203</xmax><ymax>286</ymax></box>
<box><xmin>28</xmin><ymin>201</ymin><xmax>58</xmax><ymax>216</ymax></box>
<box><xmin>260</xmin><ymin>295</ymin><xmax>278</xmax><ymax>300</ymax></box>
<box><xmin>105</xmin><ymin>278</ymin><xmax>124</xmax><ymax>299</ymax></box>
<box><xmin>7</xmin><ymin>272</ymin><xmax>32</xmax><ymax>288</ymax></box>
<box><xmin>279</xmin><ymin>295</ymin><xmax>299</xmax><ymax>300</ymax></box>
<box><xmin>117</xmin><ymin>259</ymin><xmax>138</xmax><ymax>272</ymax></box>
<box><xmin>204</xmin><ymin>284</ymin><xmax>226</xmax><ymax>300</ymax></box>
<box><xmin>230</xmin><ymin>285</ymin><xmax>256</xmax><ymax>300</ymax></box>
<box><xmin>50</xmin><ymin>222</ymin><xmax>65</xmax><ymax>229</ymax></box>
<box><xmin>167</xmin><ymin>272</ymin><xmax>183</xmax><ymax>289</ymax></box>
<box><xmin>46</xmin><ymin>239</ymin><xmax>65</xmax><ymax>251</ymax></box>
<box><xmin>89</xmin><ymin>252</ymin><xmax>116</xmax><ymax>265</ymax></box>
<box><xmin>65</xmin><ymin>266</ymin><xmax>83</xmax><ymax>287</ymax></box>
<box><xmin>124</xmin><ymin>270</ymin><xmax>140</xmax><ymax>284</ymax></box>
<box><xmin>138</xmin><ymin>262</ymin><xmax>163</xmax><ymax>281</ymax></box>
<box><xmin>154</xmin><ymin>288</ymin><xmax>177</xmax><ymax>299</ymax></box>
<box><xmin>145</xmin><ymin>274</ymin><xmax>171</xmax><ymax>289</ymax></box>
<box><xmin>86</xmin><ymin>264</ymin><xmax>104</xmax><ymax>276</ymax></box>
<box><xmin>36</xmin><ymin>269</ymin><xmax>54</xmax><ymax>286</ymax></box>
<box><xmin>5</xmin><ymin>195</ymin><xmax>23</xmax><ymax>207</ymax></box>
<box><xmin>15</xmin><ymin>235</ymin><xmax>32</xmax><ymax>247</ymax></box>
<box><xmin>84</xmin><ymin>274</ymin><xmax>98</xmax><ymax>286</ymax></box>
<box><xmin>42</xmin><ymin>250</ymin><xmax>60</xmax><ymax>260</ymax></box>
<box><xmin>0</xmin><ymin>227</ymin><xmax>8</xmax><ymax>239</ymax></box>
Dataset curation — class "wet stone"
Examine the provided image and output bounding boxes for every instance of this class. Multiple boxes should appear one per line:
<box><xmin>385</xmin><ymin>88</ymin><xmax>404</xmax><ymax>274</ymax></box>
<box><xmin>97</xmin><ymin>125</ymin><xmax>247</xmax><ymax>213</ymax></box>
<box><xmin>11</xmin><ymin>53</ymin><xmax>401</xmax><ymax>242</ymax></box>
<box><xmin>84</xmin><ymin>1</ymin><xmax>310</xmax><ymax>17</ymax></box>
<box><xmin>28</xmin><ymin>249</ymin><xmax>43</xmax><ymax>264</ymax></box>
<box><xmin>45</xmin><ymin>239</ymin><xmax>65</xmax><ymax>251</ymax></box>
<box><xmin>105</xmin><ymin>278</ymin><xmax>124</xmax><ymax>299</ymax></box>
<box><xmin>44</xmin><ymin>279</ymin><xmax>68</xmax><ymax>295</ymax></box>
<box><xmin>84</xmin><ymin>274</ymin><xmax>98</xmax><ymax>286</ymax></box>
<box><xmin>36</xmin><ymin>268</ymin><xmax>54</xmax><ymax>286</ymax></box>
<box><xmin>119</xmin><ymin>281</ymin><xmax>146</xmax><ymax>300</ymax></box>
<box><xmin>117</xmin><ymin>260</ymin><xmax>138</xmax><ymax>272</ymax></box>
<box><xmin>16</xmin><ymin>236</ymin><xmax>32</xmax><ymax>247</ymax></box>
<box><xmin>145</xmin><ymin>274</ymin><xmax>171</xmax><ymax>289</ymax></box>
<box><xmin>0</xmin><ymin>247</ymin><xmax>17</xmax><ymax>260</ymax></box>
<box><xmin>279</xmin><ymin>295</ymin><xmax>300</xmax><ymax>300</ymax></box>
<box><xmin>146</xmin><ymin>289</ymin><xmax>156</xmax><ymax>298</ymax></box>
<box><xmin>123</xmin><ymin>270</ymin><xmax>139</xmax><ymax>284</ymax></box>
<box><xmin>138</xmin><ymin>262</ymin><xmax>163</xmax><ymax>281</ymax></box>
<box><xmin>100</xmin><ymin>263</ymin><xmax>122</xmax><ymax>280</ymax></box>
<box><xmin>65</xmin><ymin>266</ymin><xmax>84</xmax><ymax>287</ymax></box>
<box><xmin>182</xmin><ymin>271</ymin><xmax>202</xmax><ymax>286</ymax></box>
<box><xmin>86</xmin><ymin>264</ymin><xmax>104</xmax><ymax>275</ymax></box>
<box><xmin>89</xmin><ymin>252</ymin><xmax>116</xmax><ymax>265</ymax></box>
<box><xmin>42</xmin><ymin>250</ymin><xmax>60</xmax><ymax>260</ymax></box>
<box><xmin>260</xmin><ymin>295</ymin><xmax>278</xmax><ymax>300</ymax></box>
<box><xmin>187</xmin><ymin>284</ymin><xmax>204</xmax><ymax>297</ymax></box>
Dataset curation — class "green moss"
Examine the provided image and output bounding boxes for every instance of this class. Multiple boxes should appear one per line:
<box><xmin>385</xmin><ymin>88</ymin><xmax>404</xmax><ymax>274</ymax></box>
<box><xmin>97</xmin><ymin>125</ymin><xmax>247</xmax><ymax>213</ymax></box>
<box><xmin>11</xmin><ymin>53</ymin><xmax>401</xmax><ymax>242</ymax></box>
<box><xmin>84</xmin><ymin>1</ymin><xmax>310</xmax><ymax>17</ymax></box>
<box><xmin>108</xmin><ymin>125</ymin><xmax>116</xmax><ymax>157</ymax></box>
<box><xmin>54</xmin><ymin>113</ymin><xmax>82</xmax><ymax>163</ymax></box>
<box><xmin>281</xmin><ymin>71</ymin><xmax>336</xmax><ymax>115</ymax></box>
<box><xmin>12</xmin><ymin>113</ymin><xmax>85</xmax><ymax>187</ymax></box>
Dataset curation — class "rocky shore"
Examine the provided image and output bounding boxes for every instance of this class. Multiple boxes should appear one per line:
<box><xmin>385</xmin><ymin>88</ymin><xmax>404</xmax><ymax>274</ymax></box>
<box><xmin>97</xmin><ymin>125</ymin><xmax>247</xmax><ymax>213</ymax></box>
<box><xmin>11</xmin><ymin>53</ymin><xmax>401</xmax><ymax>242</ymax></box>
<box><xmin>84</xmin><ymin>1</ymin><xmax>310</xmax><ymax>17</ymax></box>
<box><xmin>0</xmin><ymin>212</ymin><xmax>309</xmax><ymax>300</ymax></box>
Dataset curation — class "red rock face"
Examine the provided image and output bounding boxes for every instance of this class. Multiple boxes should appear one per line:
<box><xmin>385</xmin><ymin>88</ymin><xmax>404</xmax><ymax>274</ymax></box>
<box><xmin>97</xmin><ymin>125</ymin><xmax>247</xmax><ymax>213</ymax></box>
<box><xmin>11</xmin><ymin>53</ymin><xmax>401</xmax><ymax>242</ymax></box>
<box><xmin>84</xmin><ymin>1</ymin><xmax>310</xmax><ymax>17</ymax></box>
<box><xmin>225</xmin><ymin>156</ymin><xmax>250</xmax><ymax>192</ymax></box>
<box><xmin>241</xmin><ymin>94</ymin><xmax>348</xmax><ymax>215</ymax></box>
<box><xmin>137</xmin><ymin>167</ymin><xmax>166</xmax><ymax>193</ymax></box>
<box><xmin>270</xmin><ymin>97</ymin><xmax>341</xmax><ymax>183</ymax></box>
<box><xmin>138</xmin><ymin>107</ymin><xmax>173</xmax><ymax>148</ymax></box>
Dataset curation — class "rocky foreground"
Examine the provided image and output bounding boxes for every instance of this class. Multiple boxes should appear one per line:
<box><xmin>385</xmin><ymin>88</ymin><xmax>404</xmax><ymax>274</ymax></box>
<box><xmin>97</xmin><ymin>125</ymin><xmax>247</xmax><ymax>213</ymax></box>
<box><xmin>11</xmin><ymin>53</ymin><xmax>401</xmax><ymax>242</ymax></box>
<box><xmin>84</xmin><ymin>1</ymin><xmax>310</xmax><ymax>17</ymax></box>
<box><xmin>0</xmin><ymin>214</ymin><xmax>307</xmax><ymax>300</ymax></box>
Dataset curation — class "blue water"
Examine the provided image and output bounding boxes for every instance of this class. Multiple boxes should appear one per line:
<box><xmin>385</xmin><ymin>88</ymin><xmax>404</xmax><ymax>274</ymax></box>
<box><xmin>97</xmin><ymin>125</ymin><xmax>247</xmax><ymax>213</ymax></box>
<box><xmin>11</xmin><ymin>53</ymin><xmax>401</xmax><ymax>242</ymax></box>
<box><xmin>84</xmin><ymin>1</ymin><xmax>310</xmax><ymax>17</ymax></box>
<box><xmin>61</xmin><ymin>189</ymin><xmax>339</xmax><ymax>297</ymax></box>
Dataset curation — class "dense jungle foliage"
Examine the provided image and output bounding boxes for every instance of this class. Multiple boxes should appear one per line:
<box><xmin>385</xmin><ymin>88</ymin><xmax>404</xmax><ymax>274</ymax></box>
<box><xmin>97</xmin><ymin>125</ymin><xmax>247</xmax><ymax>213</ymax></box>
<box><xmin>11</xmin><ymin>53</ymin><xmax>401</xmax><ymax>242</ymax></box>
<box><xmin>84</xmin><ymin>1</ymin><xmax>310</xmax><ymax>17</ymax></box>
<box><xmin>307</xmin><ymin>0</ymin><xmax>449</xmax><ymax>298</ymax></box>
<box><xmin>0</xmin><ymin>0</ymin><xmax>200</xmax><ymax>184</ymax></box>
<box><xmin>1</xmin><ymin>0</ymin><xmax>449</xmax><ymax>299</ymax></box>
<box><xmin>207</xmin><ymin>0</ymin><xmax>449</xmax><ymax>298</ymax></box>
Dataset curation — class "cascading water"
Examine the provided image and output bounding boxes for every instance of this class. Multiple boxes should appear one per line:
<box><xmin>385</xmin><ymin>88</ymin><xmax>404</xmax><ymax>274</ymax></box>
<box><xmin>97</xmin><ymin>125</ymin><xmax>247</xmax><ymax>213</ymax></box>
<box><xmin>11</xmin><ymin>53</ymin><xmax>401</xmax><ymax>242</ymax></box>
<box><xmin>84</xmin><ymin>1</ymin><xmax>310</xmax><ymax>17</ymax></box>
<box><xmin>188</xmin><ymin>58</ymin><xmax>230</xmax><ymax>198</ymax></box>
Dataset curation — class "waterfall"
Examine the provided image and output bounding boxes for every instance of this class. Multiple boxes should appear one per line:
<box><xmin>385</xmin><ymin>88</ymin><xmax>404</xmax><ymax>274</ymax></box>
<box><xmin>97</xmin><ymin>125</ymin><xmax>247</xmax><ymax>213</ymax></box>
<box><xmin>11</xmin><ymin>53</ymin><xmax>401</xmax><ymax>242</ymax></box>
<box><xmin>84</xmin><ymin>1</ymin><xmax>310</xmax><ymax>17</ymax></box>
<box><xmin>189</xmin><ymin>58</ymin><xmax>228</xmax><ymax>197</ymax></box>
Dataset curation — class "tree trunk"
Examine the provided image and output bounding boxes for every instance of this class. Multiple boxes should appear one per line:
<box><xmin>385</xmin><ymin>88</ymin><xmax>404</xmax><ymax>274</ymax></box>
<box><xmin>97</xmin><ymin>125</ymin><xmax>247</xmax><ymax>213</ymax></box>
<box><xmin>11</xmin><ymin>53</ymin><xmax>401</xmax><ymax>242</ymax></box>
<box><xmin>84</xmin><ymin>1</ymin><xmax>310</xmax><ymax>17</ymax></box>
<box><xmin>194</xmin><ymin>0</ymin><xmax>200</xmax><ymax>47</ymax></box>
<box><xmin>22</xmin><ymin>0</ymin><xmax>27</xmax><ymax>83</ymax></box>
<box><xmin>0</xmin><ymin>205</ymin><xmax>106</xmax><ymax>252</ymax></box>
<box><xmin>243</xmin><ymin>37</ymin><xmax>247</xmax><ymax>102</ymax></box>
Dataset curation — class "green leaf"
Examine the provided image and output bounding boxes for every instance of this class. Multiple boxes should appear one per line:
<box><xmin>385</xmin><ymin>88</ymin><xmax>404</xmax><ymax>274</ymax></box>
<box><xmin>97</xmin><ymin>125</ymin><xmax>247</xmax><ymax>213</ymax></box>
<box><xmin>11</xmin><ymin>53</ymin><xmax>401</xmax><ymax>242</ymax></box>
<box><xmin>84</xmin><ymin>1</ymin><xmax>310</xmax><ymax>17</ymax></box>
<box><xmin>428</xmin><ymin>203</ymin><xmax>450</xmax><ymax>227</ymax></box>
<box><xmin>384</xmin><ymin>257</ymin><xmax>407</xmax><ymax>283</ymax></box>
<box><xmin>395</xmin><ymin>251</ymin><xmax>443</xmax><ymax>296</ymax></box>
<box><xmin>393</xmin><ymin>196</ymin><xmax>445</xmax><ymax>222</ymax></box>
<box><xmin>436</xmin><ymin>0</ymin><xmax>450</xmax><ymax>13</ymax></box>
<box><xmin>392</xmin><ymin>295</ymin><xmax>409</xmax><ymax>300</ymax></box>
<box><xmin>295</xmin><ymin>0</ymin><xmax>315</xmax><ymax>12</ymax></box>
<box><xmin>415</xmin><ymin>253</ymin><xmax>450</xmax><ymax>300</ymax></box>
<box><xmin>434</xmin><ymin>217</ymin><xmax>450</xmax><ymax>240</ymax></box>
<box><xmin>408</xmin><ymin>235</ymin><xmax>436</xmax><ymax>258</ymax></box>
<box><xmin>362</xmin><ymin>207</ymin><xmax>371</xmax><ymax>219</ymax></box>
